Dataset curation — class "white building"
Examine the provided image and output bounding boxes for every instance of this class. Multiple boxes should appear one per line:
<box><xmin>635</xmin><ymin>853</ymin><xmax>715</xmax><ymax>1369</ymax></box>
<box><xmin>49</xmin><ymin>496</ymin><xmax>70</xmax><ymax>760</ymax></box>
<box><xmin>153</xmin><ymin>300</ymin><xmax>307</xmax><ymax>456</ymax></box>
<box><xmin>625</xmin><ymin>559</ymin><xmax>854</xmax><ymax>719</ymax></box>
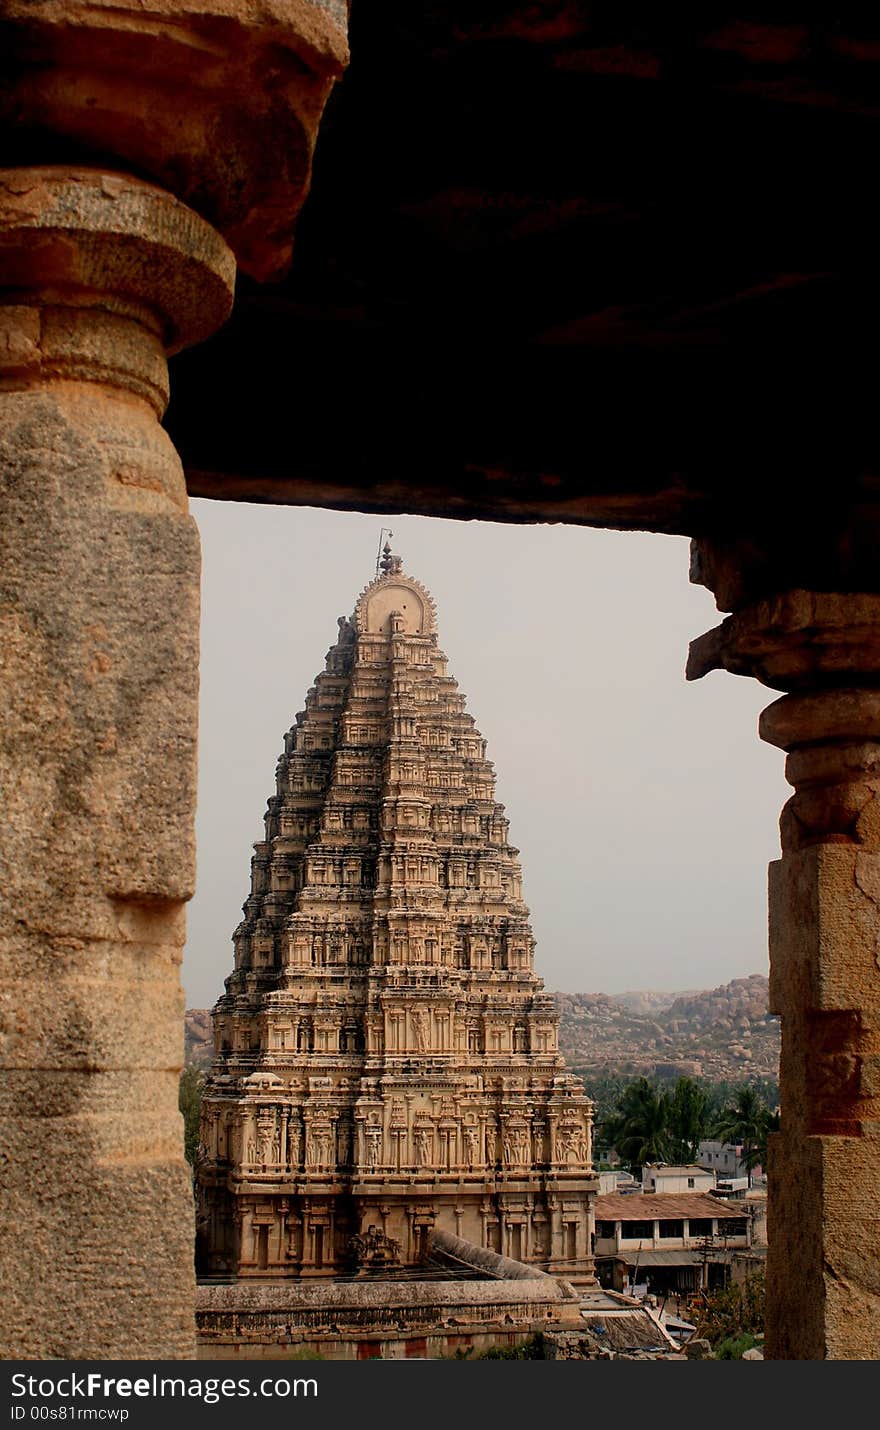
<box><xmin>641</xmin><ymin>1164</ymin><xmax>715</xmax><ymax>1194</ymax></box>
<box><xmin>698</xmin><ymin>1140</ymin><xmax>752</xmax><ymax>1180</ymax></box>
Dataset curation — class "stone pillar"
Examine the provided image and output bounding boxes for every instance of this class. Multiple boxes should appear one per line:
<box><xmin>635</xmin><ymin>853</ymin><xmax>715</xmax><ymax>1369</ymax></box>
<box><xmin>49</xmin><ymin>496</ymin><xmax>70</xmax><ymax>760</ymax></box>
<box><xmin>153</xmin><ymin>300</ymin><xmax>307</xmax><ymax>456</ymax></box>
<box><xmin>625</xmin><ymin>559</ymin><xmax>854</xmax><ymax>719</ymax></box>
<box><xmin>280</xmin><ymin>1106</ymin><xmax>289</xmax><ymax>1170</ymax></box>
<box><xmin>0</xmin><ymin>166</ymin><xmax>234</xmax><ymax>1358</ymax></box>
<box><xmin>275</xmin><ymin>1205</ymin><xmax>288</xmax><ymax>1269</ymax></box>
<box><xmin>689</xmin><ymin>573</ymin><xmax>880</xmax><ymax>1359</ymax></box>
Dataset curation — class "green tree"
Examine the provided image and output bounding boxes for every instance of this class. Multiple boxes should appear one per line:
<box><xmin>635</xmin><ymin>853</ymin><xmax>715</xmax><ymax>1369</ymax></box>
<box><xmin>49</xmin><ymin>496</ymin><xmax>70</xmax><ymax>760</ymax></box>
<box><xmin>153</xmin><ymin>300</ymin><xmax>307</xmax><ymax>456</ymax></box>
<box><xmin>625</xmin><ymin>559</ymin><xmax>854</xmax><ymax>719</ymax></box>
<box><xmin>179</xmin><ymin>1065</ymin><xmax>205</xmax><ymax>1167</ymax></box>
<box><xmin>579</xmin><ymin>1073</ymin><xmax>631</xmax><ymax>1128</ymax></box>
<box><xmin>602</xmin><ymin>1077</ymin><xmax>672</xmax><ymax>1173</ymax></box>
<box><xmin>666</xmin><ymin>1077</ymin><xmax>710</xmax><ymax>1163</ymax></box>
<box><xmin>695</xmin><ymin>1270</ymin><xmax>765</xmax><ymax>1352</ymax></box>
<box><xmin>714</xmin><ymin>1085</ymin><xmax>776</xmax><ymax>1186</ymax></box>
<box><xmin>597</xmin><ymin>1074</ymin><xmax>780</xmax><ymax>1179</ymax></box>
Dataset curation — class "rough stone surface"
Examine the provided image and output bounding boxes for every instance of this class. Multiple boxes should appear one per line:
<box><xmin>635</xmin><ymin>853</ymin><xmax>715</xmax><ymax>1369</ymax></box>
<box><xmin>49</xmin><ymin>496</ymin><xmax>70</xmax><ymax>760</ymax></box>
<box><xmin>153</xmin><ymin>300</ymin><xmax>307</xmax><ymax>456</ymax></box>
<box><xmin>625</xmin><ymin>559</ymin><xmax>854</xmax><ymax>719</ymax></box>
<box><xmin>196</xmin><ymin>1272</ymin><xmax>576</xmax><ymax>1315</ymax></box>
<box><xmin>691</xmin><ymin>564</ymin><xmax>880</xmax><ymax>1360</ymax></box>
<box><xmin>195</xmin><ymin>1272</ymin><xmax>579</xmax><ymax>1360</ymax></box>
<box><xmin>767</xmin><ymin>847</ymin><xmax>880</xmax><ymax>1360</ymax></box>
<box><xmin>0</xmin><ymin>1</ymin><xmax>348</xmax><ymax>278</ymax></box>
<box><xmin>687</xmin><ymin>591</ymin><xmax>880</xmax><ymax>692</ymax></box>
<box><xmin>198</xmin><ymin>552</ymin><xmax>597</xmax><ymax>1280</ymax></box>
<box><xmin>683</xmin><ymin>1337</ymin><xmax>712</xmax><ymax>1360</ymax></box>
<box><xmin>428</xmin><ymin>1227</ymin><xmax>565</xmax><ymax>1285</ymax></box>
<box><xmin>543</xmin><ymin>1332</ymin><xmax>681</xmax><ymax>1361</ymax></box>
<box><xmin>0</xmin><ymin>166</ymin><xmax>234</xmax><ymax>1358</ymax></box>
<box><xmin>158</xmin><ymin>12</ymin><xmax>880</xmax><ymax>530</ymax></box>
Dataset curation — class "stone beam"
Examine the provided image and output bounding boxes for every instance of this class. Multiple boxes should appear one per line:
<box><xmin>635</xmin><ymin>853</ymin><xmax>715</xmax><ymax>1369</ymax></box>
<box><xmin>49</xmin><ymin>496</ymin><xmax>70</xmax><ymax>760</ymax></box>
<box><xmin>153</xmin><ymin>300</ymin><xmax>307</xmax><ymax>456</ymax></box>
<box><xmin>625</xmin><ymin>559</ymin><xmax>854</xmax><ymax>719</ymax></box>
<box><xmin>689</xmin><ymin>561</ymin><xmax>880</xmax><ymax>1359</ymax></box>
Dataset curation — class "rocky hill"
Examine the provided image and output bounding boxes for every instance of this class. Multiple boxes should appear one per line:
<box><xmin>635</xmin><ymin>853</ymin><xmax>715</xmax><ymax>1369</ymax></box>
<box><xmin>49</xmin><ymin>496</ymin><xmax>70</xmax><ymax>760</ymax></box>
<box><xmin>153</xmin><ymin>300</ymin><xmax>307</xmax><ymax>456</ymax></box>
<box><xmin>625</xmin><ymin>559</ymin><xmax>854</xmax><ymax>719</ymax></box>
<box><xmin>184</xmin><ymin>1008</ymin><xmax>213</xmax><ymax>1068</ymax></box>
<box><xmin>556</xmin><ymin>973</ymin><xmax>779</xmax><ymax>1082</ymax></box>
<box><xmin>186</xmin><ymin>973</ymin><xmax>779</xmax><ymax>1083</ymax></box>
<box><xmin>610</xmin><ymin>990</ymin><xmax>697</xmax><ymax>1017</ymax></box>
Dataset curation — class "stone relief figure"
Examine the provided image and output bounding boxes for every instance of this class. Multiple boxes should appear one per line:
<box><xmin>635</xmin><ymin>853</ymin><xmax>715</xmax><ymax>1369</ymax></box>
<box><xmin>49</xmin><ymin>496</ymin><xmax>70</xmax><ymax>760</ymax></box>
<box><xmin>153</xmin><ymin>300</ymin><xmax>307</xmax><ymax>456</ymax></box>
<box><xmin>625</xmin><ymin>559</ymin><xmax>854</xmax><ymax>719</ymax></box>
<box><xmin>558</xmin><ymin>1122</ymin><xmax>587</xmax><ymax>1163</ymax></box>
<box><xmin>411</xmin><ymin>1008</ymin><xmax>429</xmax><ymax>1051</ymax></box>
<box><xmin>504</xmin><ymin>1125</ymin><xmax>529</xmax><ymax>1165</ymax></box>
<box><xmin>307</xmin><ymin>1124</ymin><xmax>332</xmax><ymax>1167</ymax></box>
<box><xmin>289</xmin><ymin>1120</ymin><xmax>302</xmax><ymax>1169</ymax></box>
<box><xmin>532</xmin><ymin>1123</ymin><xmax>547</xmax><ymax>1163</ymax></box>
<box><xmin>245</xmin><ymin>1137</ymin><xmax>257</xmax><ymax>1166</ymax></box>
<box><xmin>413</xmin><ymin>1125</ymin><xmax>431</xmax><ymax>1167</ymax></box>
<box><xmin>348</xmin><ymin>1225</ymin><xmax>401</xmax><ymax>1269</ymax></box>
<box><xmin>463</xmin><ymin>1125</ymin><xmax>480</xmax><ymax>1165</ymax></box>
<box><xmin>366</xmin><ymin>1124</ymin><xmax>383</xmax><ymax>1167</ymax></box>
<box><xmin>257</xmin><ymin>1122</ymin><xmax>274</xmax><ymax>1164</ymax></box>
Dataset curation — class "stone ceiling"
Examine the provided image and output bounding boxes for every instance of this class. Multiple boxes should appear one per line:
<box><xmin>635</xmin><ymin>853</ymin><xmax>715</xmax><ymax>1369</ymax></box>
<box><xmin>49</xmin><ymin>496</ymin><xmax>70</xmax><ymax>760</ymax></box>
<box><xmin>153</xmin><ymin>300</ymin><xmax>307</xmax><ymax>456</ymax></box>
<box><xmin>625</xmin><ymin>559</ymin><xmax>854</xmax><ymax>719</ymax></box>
<box><xmin>166</xmin><ymin>5</ymin><xmax>880</xmax><ymax>537</ymax></box>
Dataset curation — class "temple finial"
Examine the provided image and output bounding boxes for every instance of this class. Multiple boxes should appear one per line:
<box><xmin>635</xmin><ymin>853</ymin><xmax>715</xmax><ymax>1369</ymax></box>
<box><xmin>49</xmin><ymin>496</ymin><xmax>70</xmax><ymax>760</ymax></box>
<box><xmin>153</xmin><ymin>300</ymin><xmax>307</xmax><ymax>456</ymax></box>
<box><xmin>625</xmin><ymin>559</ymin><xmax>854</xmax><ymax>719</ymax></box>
<box><xmin>377</xmin><ymin>529</ymin><xmax>402</xmax><ymax>576</ymax></box>
<box><xmin>375</xmin><ymin>526</ymin><xmax>393</xmax><ymax>576</ymax></box>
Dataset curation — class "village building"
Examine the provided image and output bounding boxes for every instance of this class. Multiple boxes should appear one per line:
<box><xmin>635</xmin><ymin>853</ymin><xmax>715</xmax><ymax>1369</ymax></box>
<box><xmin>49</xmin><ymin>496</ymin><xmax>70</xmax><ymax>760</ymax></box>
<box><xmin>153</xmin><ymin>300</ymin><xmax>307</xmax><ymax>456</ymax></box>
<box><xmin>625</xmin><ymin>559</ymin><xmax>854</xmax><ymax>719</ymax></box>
<box><xmin>597</xmin><ymin>1171</ymin><xmax>639</xmax><ymax>1195</ymax></box>
<box><xmin>698</xmin><ymin>1140</ymin><xmax>761</xmax><ymax>1185</ymax></box>
<box><xmin>196</xmin><ymin>548</ymin><xmax>597</xmax><ymax>1281</ymax></box>
<box><xmin>593</xmin><ymin>1193</ymin><xmax>752</xmax><ymax>1298</ymax></box>
<box><xmin>641</xmin><ymin>1164</ymin><xmax>716</xmax><ymax>1195</ymax></box>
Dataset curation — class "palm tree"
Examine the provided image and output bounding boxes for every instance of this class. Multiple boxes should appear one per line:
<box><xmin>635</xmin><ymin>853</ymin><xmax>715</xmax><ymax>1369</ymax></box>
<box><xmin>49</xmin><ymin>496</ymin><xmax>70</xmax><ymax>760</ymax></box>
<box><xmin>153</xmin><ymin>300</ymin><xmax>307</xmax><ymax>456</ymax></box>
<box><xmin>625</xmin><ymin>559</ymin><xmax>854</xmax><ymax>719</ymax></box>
<box><xmin>714</xmin><ymin>1085</ymin><xmax>774</xmax><ymax>1186</ymax></box>
<box><xmin>667</xmin><ymin>1077</ymin><xmax>710</xmax><ymax>1164</ymax></box>
<box><xmin>754</xmin><ymin>1108</ymin><xmax>779</xmax><ymax>1177</ymax></box>
<box><xmin>602</xmin><ymin>1077</ymin><xmax>673</xmax><ymax>1175</ymax></box>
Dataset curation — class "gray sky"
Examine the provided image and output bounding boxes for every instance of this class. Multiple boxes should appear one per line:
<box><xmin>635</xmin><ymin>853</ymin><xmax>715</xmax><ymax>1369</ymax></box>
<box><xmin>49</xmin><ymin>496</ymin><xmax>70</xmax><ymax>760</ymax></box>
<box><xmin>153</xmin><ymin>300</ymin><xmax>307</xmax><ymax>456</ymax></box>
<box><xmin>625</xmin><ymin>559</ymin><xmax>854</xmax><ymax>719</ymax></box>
<box><xmin>184</xmin><ymin>500</ymin><xmax>789</xmax><ymax>1009</ymax></box>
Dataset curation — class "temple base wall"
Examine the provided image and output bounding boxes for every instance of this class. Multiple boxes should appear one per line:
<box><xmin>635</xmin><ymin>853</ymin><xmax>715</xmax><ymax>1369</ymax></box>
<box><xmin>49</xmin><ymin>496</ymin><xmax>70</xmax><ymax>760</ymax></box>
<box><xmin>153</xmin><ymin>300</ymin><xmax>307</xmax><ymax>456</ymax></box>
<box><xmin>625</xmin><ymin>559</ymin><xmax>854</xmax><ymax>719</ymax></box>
<box><xmin>195</xmin><ymin>1274</ymin><xmax>582</xmax><ymax>1360</ymax></box>
<box><xmin>198</xmin><ymin>1178</ymin><xmax>596</xmax><ymax>1282</ymax></box>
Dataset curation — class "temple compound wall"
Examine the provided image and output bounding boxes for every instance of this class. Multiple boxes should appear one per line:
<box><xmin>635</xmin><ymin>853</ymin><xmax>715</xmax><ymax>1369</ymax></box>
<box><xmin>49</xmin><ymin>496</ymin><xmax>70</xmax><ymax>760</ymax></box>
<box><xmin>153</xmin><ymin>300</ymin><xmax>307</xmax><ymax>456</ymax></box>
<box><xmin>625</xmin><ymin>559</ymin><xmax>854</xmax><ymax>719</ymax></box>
<box><xmin>197</xmin><ymin>553</ymin><xmax>597</xmax><ymax>1280</ymax></box>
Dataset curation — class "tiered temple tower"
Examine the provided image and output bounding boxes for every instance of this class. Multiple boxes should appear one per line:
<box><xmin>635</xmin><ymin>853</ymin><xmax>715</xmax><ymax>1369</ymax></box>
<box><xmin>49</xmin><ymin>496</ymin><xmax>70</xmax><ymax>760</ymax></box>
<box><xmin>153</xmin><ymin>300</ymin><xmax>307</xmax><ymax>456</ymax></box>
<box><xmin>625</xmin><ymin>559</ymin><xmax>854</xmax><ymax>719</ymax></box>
<box><xmin>197</xmin><ymin>546</ymin><xmax>597</xmax><ymax>1279</ymax></box>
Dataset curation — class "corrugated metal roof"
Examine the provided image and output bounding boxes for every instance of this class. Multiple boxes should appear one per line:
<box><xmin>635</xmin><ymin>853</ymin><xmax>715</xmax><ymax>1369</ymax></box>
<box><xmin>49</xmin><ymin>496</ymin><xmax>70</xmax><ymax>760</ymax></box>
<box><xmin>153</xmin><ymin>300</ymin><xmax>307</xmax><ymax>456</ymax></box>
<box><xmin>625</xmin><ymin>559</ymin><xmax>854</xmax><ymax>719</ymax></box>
<box><xmin>597</xmin><ymin>1249</ymin><xmax>706</xmax><ymax>1267</ymax></box>
<box><xmin>595</xmin><ymin>1193</ymin><xmax>749</xmax><ymax>1221</ymax></box>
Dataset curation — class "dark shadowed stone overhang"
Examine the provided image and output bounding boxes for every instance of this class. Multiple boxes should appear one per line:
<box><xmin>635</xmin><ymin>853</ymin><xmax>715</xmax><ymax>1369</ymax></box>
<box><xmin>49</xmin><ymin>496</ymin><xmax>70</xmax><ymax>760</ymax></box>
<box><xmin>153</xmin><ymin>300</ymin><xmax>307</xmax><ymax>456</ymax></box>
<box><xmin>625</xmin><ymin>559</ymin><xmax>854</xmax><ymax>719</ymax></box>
<box><xmin>166</xmin><ymin>5</ymin><xmax>880</xmax><ymax>538</ymax></box>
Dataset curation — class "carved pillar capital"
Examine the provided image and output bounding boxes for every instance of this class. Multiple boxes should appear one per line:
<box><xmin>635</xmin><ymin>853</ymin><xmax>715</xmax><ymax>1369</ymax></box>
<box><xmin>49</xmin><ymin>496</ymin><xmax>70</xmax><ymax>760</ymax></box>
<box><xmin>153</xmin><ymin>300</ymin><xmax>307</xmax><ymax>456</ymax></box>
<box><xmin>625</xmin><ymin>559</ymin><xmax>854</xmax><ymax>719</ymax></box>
<box><xmin>0</xmin><ymin>0</ymin><xmax>348</xmax><ymax>278</ymax></box>
<box><xmin>0</xmin><ymin>166</ymin><xmax>234</xmax><ymax>408</ymax></box>
<box><xmin>689</xmin><ymin>587</ymin><xmax>880</xmax><ymax>856</ymax></box>
<box><xmin>688</xmin><ymin>589</ymin><xmax>880</xmax><ymax>691</ymax></box>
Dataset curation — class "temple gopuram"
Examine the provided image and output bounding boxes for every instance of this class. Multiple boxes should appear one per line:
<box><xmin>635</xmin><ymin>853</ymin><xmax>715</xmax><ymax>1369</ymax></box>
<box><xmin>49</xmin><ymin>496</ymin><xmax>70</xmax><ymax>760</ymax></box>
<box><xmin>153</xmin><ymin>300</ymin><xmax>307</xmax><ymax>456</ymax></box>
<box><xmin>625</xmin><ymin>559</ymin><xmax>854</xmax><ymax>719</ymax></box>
<box><xmin>197</xmin><ymin>545</ymin><xmax>597</xmax><ymax>1280</ymax></box>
